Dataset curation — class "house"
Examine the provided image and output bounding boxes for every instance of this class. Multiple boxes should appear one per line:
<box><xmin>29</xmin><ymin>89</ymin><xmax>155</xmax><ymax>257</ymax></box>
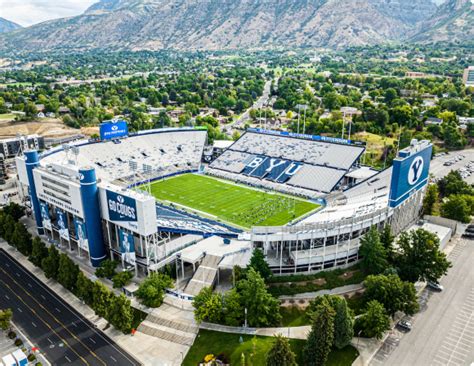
<box><xmin>425</xmin><ymin>117</ymin><xmax>443</xmax><ymax>126</ymax></box>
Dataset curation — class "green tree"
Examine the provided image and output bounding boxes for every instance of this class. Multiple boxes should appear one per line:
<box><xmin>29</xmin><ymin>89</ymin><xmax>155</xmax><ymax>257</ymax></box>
<box><xmin>11</xmin><ymin>223</ymin><xmax>32</xmax><ymax>256</ymax></box>
<box><xmin>92</xmin><ymin>281</ymin><xmax>112</xmax><ymax>318</ymax></box>
<box><xmin>112</xmin><ymin>271</ymin><xmax>133</xmax><ymax>289</ymax></box>
<box><xmin>95</xmin><ymin>259</ymin><xmax>118</xmax><ymax>279</ymax></box>
<box><xmin>57</xmin><ymin>254</ymin><xmax>80</xmax><ymax>292</ymax></box>
<box><xmin>363</xmin><ymin>274</ymin><xmax>419</xmax><ymax>317</ymax></box>
<box><xmin>223</xmin><ymin>288</ymin><xmax>243</xmax><ymax>326</ymax></box>
<box><xmin>248</xmin><ymin>249</ymin><xmax>272</xmax><ymax>280</ymax></box>
<box><xmin>266</xmin><ymin>335</ymin><xmax>297</xmax><ymax>366</ymax></box>
<box><xmin>237</xmin><ymin>268</ymin><xmax>281</xmax><ymax>327</ymax></box>
<box><xmin>356</xmin><ymin>300</ymin><xmax>390</xmax><ymax>339</ymax></box>
<box><xmin>136</xmin><ymin>272</ymin><xmax>173</xmax><ymax>308</ymax></box>
<box><xmin>108</xmin><ymin>294</ymin><xmax>133</xmax><ymax>333</ymax></box>
<box><xmin>307</xmin><ymin>295</ymin><xmax>353</xmax><ymax>349</ymax></box>
<box><xmin>304</xmin><ymin>297</ymin><xmax>335</xmax><ymax>366</ymax></box>
<box><xmin>2</xmin><ymin>203</ymin><xmax>25</xmax><ymax>221</ymax></box>
<box><xmin>192</xmin><ymin>287</ymin><xmax>224</xmax><ymax>324</ymax></box>
<box><xmin>437</xmin><ymin>171</ymin><xmax>473</xmax><ymax>198</ymax></box>
<box><xmin>395</xmin><ymin>229</ymin><xmax>451</xmax><ymax>283</ymax></box>
<box><xmin>359</xmin><ymin>226</ymin><xmax>388</xmax><ymax>275</ymax></box>
<box><xmin>0</xmin><ymin>308</ymin><xmax>12</xmax><ymax>330</ymax></box>
<box><xmin>29</xmin><ymin>237</ymin><xmax>48</xmax><ymax>268</ymax></box>
<box><xmin>380</xmin><ymin>224</ymin><xmax>395</xmax><ymax>260</ymax></box>
<box><xmin>76</xmin><ymin>271</ymin><xmax>94</xmax><ymax>305</ymax></box>
<box><xmin>423</xmin><ymin>184</ymin><xmax>439</xmax><ymax>216</ymax></box>
<box><xmin>441</xmin><ymin>195</ymin><xmax>471</xmax><ymax>223</ymax></box>
<box><xmin>41</xmin><ymin>246</ymin><xmax>60</xmax><ymax>280</ymax></box>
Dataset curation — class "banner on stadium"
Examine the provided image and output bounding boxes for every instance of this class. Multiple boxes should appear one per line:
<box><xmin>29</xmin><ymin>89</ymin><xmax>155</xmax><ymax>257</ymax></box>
<box><xmin>119</xmin><ymin>229</ymin><xmax>136</xmax><ymax>266</ymax></box>
<box><xmin>106</xmin><ymin>190</ymin><xmax>137</xmax><ymax>222</ymax></box>
<box><xmin>99</xmin><ymin>120</ymin><xmax>128</xmax><ymax>141</ymax></box>
<box><xmin>74</xmin><ymin>218</ymin><xmax>89</xmax><ymax>252</ymax></box>
<box><xmin>248</xmin><ymin>128</ymin><xmax>352</xmax><ymax>145</ymax></box>
<box><xmin>56</xmin><ymin>208</ymin><xmax>69</xmax><ymax>241</ymax></box>
<box><xmin>388</xmin><ymin>142</ymin><xmax>432</xmax><ymax>208</ymax></box>
<box><xmin>40</xmin><ymin>202</ymin><xmax>52</xmax><ymax>230</ymax></box>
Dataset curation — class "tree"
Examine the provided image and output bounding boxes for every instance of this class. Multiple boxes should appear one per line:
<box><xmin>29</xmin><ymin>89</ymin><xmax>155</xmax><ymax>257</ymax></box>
<box><xmin>359</xmin><ymin>226</ymin><xmax>388</xmax><ymax>275</ymax></box>
<box><xmin>136</xmin><ymin>272</ymin><xmax>173</xmax><ymax>308</ymax></box>
<box><xmin>441</xmin><ymin>195</ymin><xmax>471</xmax><ymax>223</ymax></box>
<box><xmin>237</xmin><ymin>268</ymin><xmax>281</xmax><ymax>327</ymax></box>
<box><xmin>307</xmin><ymin>295</ymin><xmax>353</xmax><ymax>349</ymax></box>
<box><xmin>112</xmin><ymin>271</ymin><xmax>133</xmax><ymax>289</ymax></box>
<box><xmin>395</xmin><ymin>229</ymin><xmax>451</xmax><ymax>283</ymax></box>
<box><xmin>443</xmin><ymin>123</ymin><xmax>466</xmax><ymax>150</ymax></box>
<box><xmin>223</xmin><ymin>288</ymin><xmax>243</xmax><ymax>326</ymax></box>
<box><xmin>76</xmin><ymin>271</ymin><xmax>94</xmax><ymax>305</ymax></box>
<box><xmin>437</xmin><ymin>171</ymin><xmax>473</xmax><ymax>198</ymax></box>
<box><xmin>92</xmin><ymin>281</ymin><xmax>112</xmax><ymax>318</ymax></box>
<box><xmin>363</xmin><ymin>274</ymin><xmax>419</xmax><ymax>317</ymax></box>
<box><xmin>95</xmin><ymin>259</ymin><xmax>117</xmax><ymax>279</ymax></box>
<box><xmin>41</xmin><ymin>246</ymin><xmax>60</xmax><ymax>280</ymax></box>
<box><xmin>57</xmin><ymin>254</ymin><xmax>80</xmax><ymax>292</ymax></box>
<box><xmin>248</xmin><ymin>249</ymin><xmax>272</xmax><ymax>280</ymax></box>
<box><xmin>29</xmin><ymin>237</ymin><xmax>48</xmax><ymax>267</ymax></box>
<box><xmin>0</xmin><ymin>308</ymin><xmax>12</xmax><ymax>330</ymax></box>
<box><xmin>2</xmin><ymin>203</ymin><xmax>25</xmax><ymax>221</ymax></box>
<box><xmin>11</xmin><ymin>223</ymin><xmax>32</xmax><ymax>256</ymax></box>
<box><xmin>423</xmin><ymin>184</ymin><xmax>439</xmax><ymax>216</ymax></box>
<box><xmin>380</xmin><ymin>224</ymin><xmax>395</xmax><ymax>260</ymax></box>
<box><xmin>108</xmin><ymin>294</ymin><xmax>133</xmax><ymax>333</ymax></box>
<box><xmin>356</xmin><ymin>300</ymin><xmax>390</xmax><ymax>339</ymax></box>
<box><xmin>266</xmin><ymin>335</ymin><xmax>297</xmax><ymax>366</ymax></box>
<box><xmin>193</xmin><ymin>287</ymin><xmax>224</xmax><ymax>324</ymax></box>
<box><xmin>304</xmin><ymin>297</ymin><xmax>335</xmax><ymax>366</ymax></box>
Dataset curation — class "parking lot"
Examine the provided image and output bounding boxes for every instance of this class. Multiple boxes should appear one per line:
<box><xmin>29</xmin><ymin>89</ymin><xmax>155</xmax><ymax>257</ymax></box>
<box><xmin>430</xmin><ymin>148</ymin><xmax>474</xmax><ymax>184</ymax></box>
<box><xmin>371</xmin><ymin>236</ymin><xmax>474</xmax><ymax>366</ymax></box>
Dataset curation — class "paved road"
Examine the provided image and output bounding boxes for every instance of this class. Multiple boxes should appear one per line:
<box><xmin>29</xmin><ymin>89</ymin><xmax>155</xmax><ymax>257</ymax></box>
<box><xmin>430</xmin><ymin>148</ymin><xmax>474</xmax><ymax>184</ymax></box>
<box><xmin>371</xmin><ymin>237</ymin><xmax>474</xmax><ymax>366</ymax></box>
<box><xmin>0</xmin><ymin>249</ymin><xmax>140</xmax><ymax>366</ymax></box>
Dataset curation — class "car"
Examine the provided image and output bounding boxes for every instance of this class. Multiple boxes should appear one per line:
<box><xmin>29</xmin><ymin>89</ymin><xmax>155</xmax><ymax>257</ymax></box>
<box><xmin>462</xmin><ymin>232</ymin><xmax>474</xmax><ymax>239</ymax></box>
<box><xmin>397</xmin><ymin>320</ymin><xmax>412</xmax><ymax>331</ymax></box>
<box><xmin>427</xmin><ymin>282</ymin><xmax>444</xmax><ymax>291</ymax></box>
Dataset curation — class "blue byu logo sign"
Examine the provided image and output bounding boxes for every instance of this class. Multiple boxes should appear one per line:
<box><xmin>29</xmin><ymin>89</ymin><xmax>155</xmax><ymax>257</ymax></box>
<box><xmin>106</xmin><ymin>190</ymin><xmax>137</xmax><ymax>222</ymax></box>
<box><xmin>408</xmin><ymin>156</ymin><xmax>424</xmax><ymax>185</ymax></box>
<box><xmin>100</xmin><ymin>120</ymin><xmax>129</xmax><ymax>141</ymax></box>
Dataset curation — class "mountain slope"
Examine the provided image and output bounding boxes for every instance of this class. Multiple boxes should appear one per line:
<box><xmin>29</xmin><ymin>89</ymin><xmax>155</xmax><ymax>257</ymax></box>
<box><xmin>411</xmin><ymin>0</ymin><xmax>474</xmax><ymax>43</ymax></box>
<box><xmin>0</xmin><ymin>17</ymin><xmax>22</xmax><ymax>34</ymax></box>
<box><xmin>0</xmin><ymin>0</ymin><xmax>439</xmax><ymax>52</ymax></box>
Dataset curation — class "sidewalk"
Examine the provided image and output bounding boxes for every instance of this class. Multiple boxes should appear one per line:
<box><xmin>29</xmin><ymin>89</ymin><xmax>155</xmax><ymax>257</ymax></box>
<box><xmin>199</xmin><ymin>322</ymin><xmax>310</xmax><ymax>340</ymax></box>
<box><xmin>0</xmin><ymin>241</ymin><xmax>182</xmax><ymax>366</ymax></box>
<box><xmin>279</xmin><ymin>283</ymin><xmax>364</xmax><ymax>301</ymax></box>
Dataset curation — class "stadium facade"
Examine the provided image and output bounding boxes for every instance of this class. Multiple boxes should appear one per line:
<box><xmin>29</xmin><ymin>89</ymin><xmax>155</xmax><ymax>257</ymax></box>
<box><xmin>15</xmin><ymin>122</ymin><xmax>432</xmax><ymax>283</ymax></box>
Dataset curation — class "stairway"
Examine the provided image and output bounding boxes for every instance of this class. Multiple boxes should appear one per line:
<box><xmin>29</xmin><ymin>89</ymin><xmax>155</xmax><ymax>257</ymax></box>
<box><xmin>184</xmin><ymin>254</ymin><xmax>222</xmax><ymax>296</ymax></box>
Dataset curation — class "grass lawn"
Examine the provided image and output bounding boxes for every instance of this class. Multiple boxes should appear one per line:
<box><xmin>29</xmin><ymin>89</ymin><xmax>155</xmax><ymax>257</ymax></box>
<box><xmin>183</xmin><ymin>330</ymin><xmax>359</xmax><ymax>366</ymax></box>
<box><xmin>280</xmin><ymin>306</ymin><xmax>311</xmax><ymax>327</ymax></box>
<box><xmin>147</xmin><ymin>174</ymin><xmax>319</xmax><ymax>228</ymax></box>
<box><xmin>0</xmin><ymin>113</ymin><xmax>15</xmax><ymax>121</ymax></box>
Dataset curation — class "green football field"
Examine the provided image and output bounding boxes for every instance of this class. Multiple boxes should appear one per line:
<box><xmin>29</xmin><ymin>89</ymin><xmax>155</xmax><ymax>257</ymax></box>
<box><xmin>147</xmin><ymin>174</ymin><xmax>319</xmax><ymax>228</ymax></box>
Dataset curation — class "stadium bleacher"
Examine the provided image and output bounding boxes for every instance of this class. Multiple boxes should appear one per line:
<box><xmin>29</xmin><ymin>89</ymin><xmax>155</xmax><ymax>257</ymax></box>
<box><xmin>209</xmin><ymin>131</ymin><xmax>365</xmax><ymax>195</ymax></box>
<box><xmin>40</xmin><ymin>129</ymin><xmax>207</xmax><ymax>184</ymax></box>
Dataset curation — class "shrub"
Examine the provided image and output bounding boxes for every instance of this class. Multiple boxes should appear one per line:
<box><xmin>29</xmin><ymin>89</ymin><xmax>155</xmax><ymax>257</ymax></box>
<box><xmin>14</xmin><ymin>338</ymin><xmax>23</xmax><ymax>347</ymax></box>
<box><xmin>8</xmin><ymin>331</ymin><xmax>16</xmax><ymax>339</ymax></box>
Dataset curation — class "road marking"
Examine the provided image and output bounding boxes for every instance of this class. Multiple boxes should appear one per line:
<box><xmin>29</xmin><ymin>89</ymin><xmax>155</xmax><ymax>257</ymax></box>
<box><xmin>55</xmin><ymin>307</ymin><xmax>61</xmax><ymax>313</ymax></box>
<box><xmin>31</xmin><ymin>321</ymin><xmax>37</xmax><ymax>328</ymax></box>
<box><xmin>89</xmin><ymin>337</ymin><xmax>96</xmax><ymax>344</ymax></box>
<box><xmin>40</xmin><ymin>294</ymin><xmax>46</xmax><ymax>300</ymax></box>
<box><xmin>0</xmin><ymin>250</ymin><xmax>139</xmax><ymax>366</ymax></box>
<box><xmin>0</xmin><ymin>278</ymin><xmax>89</xmax><ymax>366</ymax></box>
<box><xmin>65</xmin><ymin>355</ymin><xmax>72</xmax><ymax>363</ymax></box>
<box><xmin>110</xmin><ymin>356</ymin><xmax>117</xmax><ymax>363</ymax></box>
<box><xmin>15</xmin><ymin>272</ymin><xmax>20</xmax><ymax>277</ymax></box>
<box><xmin>27</xmin><ymin>282</ymin><xmax>32</xmax><ymax>288</ymax></box>
<box><xmin>17</xmin><ymin>307</ymin><xmax>22</xmax><ymax>313</ymax></box>
<box><xmin>0</xmin><ymin>267</ymin><xmax>106</xmax><ymax>366</ymax></box>
<box><xmin>47</xmin><ymin>338</ymin><xmax>53</xmax><ymax>344</ymax></box>
<box><xmin>5</xmin><ymin>294</ymin><xmax>9</xmax><ymax>300</ymax></box>
<box><xmin>5</xmin><ymin>263</ymin><xmax>9</xmax><ymax>267</ymax></box>
<box><xmin>71</xmin><ymin>322</ymin><xmax>77</xmax><ymax>328</ymax></box>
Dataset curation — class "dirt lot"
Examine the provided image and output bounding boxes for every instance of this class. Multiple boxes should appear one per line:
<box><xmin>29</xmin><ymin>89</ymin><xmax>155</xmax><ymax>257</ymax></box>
<box><xmin>0</xmin><ymin>117</ymin><xmax>95</xmax><ymax>139</ymax></box>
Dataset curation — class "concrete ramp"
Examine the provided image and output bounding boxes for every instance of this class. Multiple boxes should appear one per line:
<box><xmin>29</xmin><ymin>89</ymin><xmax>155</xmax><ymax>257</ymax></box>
<box><xmin>184</xmin><ymin>254</ymin><xmax>222</xmax><ymax>296</ymax></box>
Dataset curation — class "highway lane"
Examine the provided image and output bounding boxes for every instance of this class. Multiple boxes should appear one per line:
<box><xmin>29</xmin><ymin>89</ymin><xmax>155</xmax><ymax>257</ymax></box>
<box><xmin>0</xmin><ymin>249</ymin><xmax>140</xmax><ymax>366</ymax></box>
<box><xmin>371</xmin><ymin>237</ymin><xmax>474</xmax><ymax>366</ymax></box>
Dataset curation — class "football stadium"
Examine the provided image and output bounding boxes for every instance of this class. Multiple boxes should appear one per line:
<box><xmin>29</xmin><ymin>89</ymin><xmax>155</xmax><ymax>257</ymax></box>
<box><xmin>15</xmin><ymin>121</ymin><xmax>432</xmax><ymax>296</ymax></box>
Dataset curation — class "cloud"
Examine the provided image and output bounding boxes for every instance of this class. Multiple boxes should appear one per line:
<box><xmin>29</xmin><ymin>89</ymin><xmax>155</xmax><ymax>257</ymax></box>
<box><xmin>0</xmin><ymin>0</ymin><xmax>98</xmax><ymax>27</ymax></box>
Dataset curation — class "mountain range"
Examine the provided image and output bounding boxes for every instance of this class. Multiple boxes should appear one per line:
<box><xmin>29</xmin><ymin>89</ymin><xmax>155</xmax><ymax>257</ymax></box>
<box><xmin>0</xmin><ymin>0</ymin><xmax>472</xmax><ymax>53</ymax></box>
<box><xmin>0</xmin><ymin>17</ymin><xmax>21</xmax><ymax>34</ymax></box>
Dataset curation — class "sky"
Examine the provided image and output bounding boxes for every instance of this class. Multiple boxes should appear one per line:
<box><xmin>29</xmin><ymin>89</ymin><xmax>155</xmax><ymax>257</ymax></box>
<box><xmin>0</xmin><ymin>0</ymin><xmax>98</xmax><ymax>27</ymax></box>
